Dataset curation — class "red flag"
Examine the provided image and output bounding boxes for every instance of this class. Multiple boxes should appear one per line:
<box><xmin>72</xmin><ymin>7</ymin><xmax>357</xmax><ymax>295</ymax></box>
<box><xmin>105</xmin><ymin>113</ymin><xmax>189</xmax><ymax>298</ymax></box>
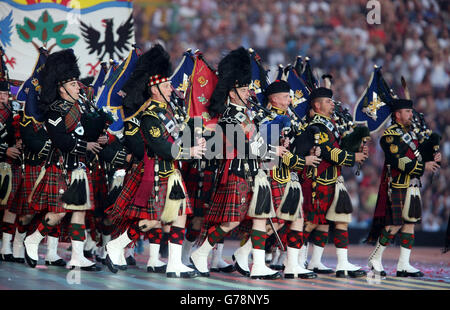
<box><xmin>186</xmin><ymin>53</ymin><xmax>218</xmax><ymax>130</ymax></box>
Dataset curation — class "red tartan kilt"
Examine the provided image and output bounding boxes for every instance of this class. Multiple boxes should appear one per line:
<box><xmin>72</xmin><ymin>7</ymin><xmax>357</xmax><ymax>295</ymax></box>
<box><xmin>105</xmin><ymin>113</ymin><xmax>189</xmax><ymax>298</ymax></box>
<box><xmin>90</xmin><ymin>165</ymin><xmax>108</xmax><ymax>211</ymax></box>
<box><xmin>302</xmin><ymin>182</ymin><xmax>334</xmax><ymax>225</ymax></box>
<box><xmin>10</xmin><ymin>164</ymin><xmax>43</xmax><ymax>215</ymax></box>
<box><xmin>30</xmin><ymin>164</ymin><xmax>95</xmax><ymax>213</ymax></box>
<box><xmin>0</xmin><ymin>163</ymin><xmax>22</xmax><ymax>211</ymax></box>
<box><xmin>182</xmin><ymin>164</ymin><xmax>201</xmax><ymax>209</ymax></box>
<box><xmin>270</xmin><ymin>177</ymin><xmax>287</xmax><ymax>224</ymax></box>
<box><xmin>107</xmin><ymin>161</ymin><xmax>192</xmax><ymax>223</ymax></box>
<box><xmin>205</xmin><ymin>173</ymin><xmax>253</xmax><ymax>224</ymax></box>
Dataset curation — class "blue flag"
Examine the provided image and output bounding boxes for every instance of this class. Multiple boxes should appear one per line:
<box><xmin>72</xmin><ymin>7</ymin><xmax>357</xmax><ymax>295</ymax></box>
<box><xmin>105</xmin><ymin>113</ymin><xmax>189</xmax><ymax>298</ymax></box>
<box><xmin>96</xmin><ymin>47</ymin><xmax>140</xmax><ymax>133</ymax></box>
<box><xmin>285</xmin><ymin>66</ymin><xmax>310</xmax><ymax>119</ymax></box>
<box><xmin>92</xmin><ymin>62</ymin><xmax>108</xmax><ymax>97</ymax></box>
<box><xmin>353</xmin><ymin>66</ymin><xmax>394</xmax><ymax>133</ymax></box>
<box><xmin>16</xmin><ymin>48</ymin><xmax>47</xmax><ymax>102</ymax></box>
<box><xmin>170</xmin><ymin>49</ymin><xmax>195</xmax><ymax>95</ymax></box>
<box><xmin>19</xmin><ymin>48</ymin><xmax>48</xmax><ymax>123</ymax></box>
<box><xmin>249</xmin><ymin>48</ymin><xmax>269</xmax><ymax>105</ymax></box>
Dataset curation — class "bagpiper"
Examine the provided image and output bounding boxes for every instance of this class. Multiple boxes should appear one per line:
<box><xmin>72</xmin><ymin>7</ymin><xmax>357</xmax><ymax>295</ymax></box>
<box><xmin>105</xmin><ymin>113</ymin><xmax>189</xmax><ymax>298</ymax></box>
<box><xmin>23</xmin><ymin>49</ymin><xmax>102</xmax><ymax>271</ymax></box>
<box><xmin>0</xmin><ymin>50</ymin><xmax>22</xmax><ymax>262</ymax></box>
<box><xmin>104</xmin><ymin>44</ymin><xmax>205</xmax><ymax>278</ymax></box>
<box><xmin>190</xmin><ymin>47</ymin><xmax>287</xmax><ymax>280</ymax></box>
<box><xmin>261</xmin><ymin>80</ymin><xmax>320</xmax><ymax>279</ymax></box>
<box><xmin>367</xmin><ymin>98</ymin><xmax>441</xmax><ymax>277</ymax></box>
<box><xmin>301</xmin><ymin>87</ymin><xmax>368</xmax><ymax>277</ymax></box>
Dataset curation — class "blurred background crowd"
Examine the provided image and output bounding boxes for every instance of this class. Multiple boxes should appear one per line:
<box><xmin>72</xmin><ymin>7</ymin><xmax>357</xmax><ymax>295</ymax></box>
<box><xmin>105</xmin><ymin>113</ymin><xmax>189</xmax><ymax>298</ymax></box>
<box><xmin>131</xmin><ymin>0</ymin><xmax>449</xmax><ymax>233</ymax></box>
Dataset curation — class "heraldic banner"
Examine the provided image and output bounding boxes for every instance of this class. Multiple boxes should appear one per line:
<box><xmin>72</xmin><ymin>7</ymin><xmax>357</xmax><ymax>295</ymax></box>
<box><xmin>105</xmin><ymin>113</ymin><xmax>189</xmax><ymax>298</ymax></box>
<box><xmin>0</xmin><ymin>0</ymin><xmax>135</xmax><ymax>82</ymax></box>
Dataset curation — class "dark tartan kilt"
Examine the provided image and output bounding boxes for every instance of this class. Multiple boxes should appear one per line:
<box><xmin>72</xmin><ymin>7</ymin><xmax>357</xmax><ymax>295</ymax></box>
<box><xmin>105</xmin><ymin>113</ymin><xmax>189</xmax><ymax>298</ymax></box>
<box><xmin>90</xmin><ymin>165</ymin><xmax>108</xmax><ymax>214</ymax></box>
<box><xmin>0</xmin><ymin>163</ymin><xmax>22</xmax><ymax>211</ymax></box>
<box><xmin>270</xmin><ymin>177</ymin><xmax>287</xmax><ymax>224</ymax></box>
<box><xmin>107</xmin><ymin>161</ymin><xmax>192</xmax><ymax>223</ymax></box>
<box><xmin>182</xmin><ymin>164</ymin><xmax>202</xmax><ymax>212</ymax></box>
<box><xmin>205</xmin><ymin>173</ymin><xmax>253</xmax><ymax>224</ymax></box>
<box><xmin>384</xmin><ymin>187</ymin><xmax>419</xmax><ymax>226</ymax></box>
<box><xmin>304</xmin><ymin>182</ymin><xmax>335</xmax><ymax>225</ymax></box>
<box><xmin>182</xmin><ymin>164</ymin><xmax>216</xmax><ymax>218</ymax></box>
<box><xmin>10</xmin><ymin>164</ymin><xmax>43</xmax><ymax>215</ymax></box>
<box><xmin>30</xmin><ymin>164</ymin><xmax>95</xmax><ymax>213</ymax></box>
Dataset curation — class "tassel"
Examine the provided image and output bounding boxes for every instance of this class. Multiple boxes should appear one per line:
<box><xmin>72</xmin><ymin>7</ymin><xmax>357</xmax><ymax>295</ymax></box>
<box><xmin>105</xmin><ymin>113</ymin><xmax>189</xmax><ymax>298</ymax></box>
<box><xmin>335</xmin><ymin>187</ymin><xmax>353</xmax><ymax>214</ymax></box>
<box><xmin>161</xmin><ymin>170</ymin><xmax>186</xmax><ymax>224</ymax></box>
<box><xmin>277</xmin><ymin>181</ymin><xmax>303</xmax><ymax>221</ymax></box>
<box><xmin>408</xmin><ymin>188</ymin><xmax>422</xmax><ymax>219</ymax></box>
<box><xmin>168</xmin><ymin>180</ymin><xmax>185</xmax><ymax>199</ymax></box>
<box><xmin>248</xmin><ymin>170</ymin><xmax>275</xmax><ymax>218</ymax></box>
<box><xmin>62</xmin><ymin>168</ymin><xmax>91</xmax><ymax>210</ymax></box>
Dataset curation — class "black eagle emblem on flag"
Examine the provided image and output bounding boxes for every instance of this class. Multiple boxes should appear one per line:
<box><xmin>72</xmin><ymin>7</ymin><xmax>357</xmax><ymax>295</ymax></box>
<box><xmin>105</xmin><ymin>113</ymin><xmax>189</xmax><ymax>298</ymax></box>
<box><xmin>80</xmin><ymin>14</ymin><xmax>134</xmax><ymax>61</ymax></box>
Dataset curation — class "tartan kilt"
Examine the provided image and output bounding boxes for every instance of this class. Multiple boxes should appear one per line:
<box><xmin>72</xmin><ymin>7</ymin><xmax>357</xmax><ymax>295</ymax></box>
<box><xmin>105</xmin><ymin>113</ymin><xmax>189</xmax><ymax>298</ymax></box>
<box><xmin>90</xmin><ymin>165</ymin><xmax>108</xmax><ymax>214</ymax></box>
<box><xmin>30</xmin><ymin>164</ymin><xmax>95</xmax><ymax>213</ymax></box>
<box><xmin>107</xmin><ymin>161</ymin><xmax>192</xmax><ymax>223</ymax></box>
<box><xmin>384</xmin><ymin>187</ymin><xmax>419</xmax><ymax>226</ymax></box>
<box><xmin>182</xmin><ymin>164</ymin><xmax>201</xmax><ymax>212</ymax></box>
<box><xmin>205</xmin><ymin>173</ymin><xmax>253</xmax><ymax>224</ymax></box>
<box><xmin>10</xmin><ymin>164</ymin><xmax>43</xmax><ymax>215</ymax></box>
<box><xmin>270</xmin><ymin>177</ymin><xmax>287</xmax><ymax>224</ymax></box>
<box><xmin>0</xmin><ymin>163</ymin><xmax>22</xmax><ymax>211</ymax></box>
<box><xmin>304</xmin><ymin>182</ymin><xmax>335</xmax><ymax>225</ymax></box>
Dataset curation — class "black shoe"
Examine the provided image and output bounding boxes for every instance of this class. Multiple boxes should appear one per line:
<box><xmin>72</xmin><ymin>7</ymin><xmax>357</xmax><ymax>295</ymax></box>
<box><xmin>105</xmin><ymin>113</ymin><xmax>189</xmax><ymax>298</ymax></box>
<box><xmin>210</xmin><ymin>264</ymin><xmax>236</xmax><ymax>273</ymax></box>
<box><xmin>95</xmin><ymin>255</ymin><xmax>102</xmax><ymax>263</ymax></box>
<box><xmin>190</xmin><ymin>258</ymin><xmax>210</xmax><ymax>277</ymax></box>
<box><xmin>24</xmin><ymin>249</ymin><xmax>37</xmax><ymax>268</ymax></box>
<box><xmin>369</xmin><ymin>266</ymin><xmax>387</xmax><ymax>277</ymax></box>
<box><xmin>269</xmin><ymin>264</ymin><xmax>285</xmax><ymax>271</ymax></box>
<box><xmin>336</xmin><ymin>269</ymin><xmax>367</xmax><ymax>278</ymax></box>
<box><xmin>105</xmin><ymin>254</ymin><xmax>118</xmax><ymax>273</ymax></box>
<box><xmin>147</xmin><ymin>265</ymin><xmax>167</xmax><ymax>273</ymax></box>
<box><xmin>83</xmin><ymin>250</ymin><xmax>93</xmax><ymax>259</ymax></box>
<box><xmin>311</xmin><ymin>267</ymin><xmax>334</xmax><ymax>274</ymax></box>
<box><xmin>166</xmin><ymin>270</ymin><xmax>200</xmax><ymax>278</ymax></box>
<box><xmin>14</xmin><ymin>257</ymin><xmax>25</xmax><ymax>264</ymax></box>
<box><xmin>250</xmin><ymin>272</ymin><xmax>282</xmax><ymax>280</ymax></box>
<box><xmin>70</xmin><ymin>264</ymin><xmax>102</xmax><ymax>271</ymax></box>
<box><xmin>125</xmin><ymin>255</ymin><xmax>136</xmax><ymax>266</ymax></box>
<box><xmin>396</xmin><ymin>270</ymin><xmax>424</xmax><ymax>278</ymax></box>
<box><xmin>0</xmin><ymin>254</ymin><xmax>15</xmax><ymax>262</ymax></box>
<box><xmin>284</xmin><ymin>271</ymin><xmax>317</xmax><ymax>279</ymax></box>
<box><xmin>45</xmin><ymin>259</ymin><xmax>67</xmax><ymax>267</ymax></box>
<box><xmin>118</xmin><ymin>264</ymin><xmax>127</xmax><ymax>270</ymax></box>
<box><xmin>232</xmin><ymin>254</ymin><xmax>250</xmax><ymax>277</ymax></box>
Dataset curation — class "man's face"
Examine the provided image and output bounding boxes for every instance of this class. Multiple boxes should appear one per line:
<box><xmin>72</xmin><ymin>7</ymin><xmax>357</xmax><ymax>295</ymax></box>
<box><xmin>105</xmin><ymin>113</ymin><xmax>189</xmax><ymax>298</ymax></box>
<box><xmin>59</xmin><ymin>80</ymin><xmax>80</xmax><ymax>103</ymax></box>
<box><xmin>0</xmin><ymin>91</ymin><xmax>8</xmax><ymax>107</ymax></box>
<box><xmin>269</xmin><ymin>92</ymin><xmax>291</xmax><ymax>111</ymax></box>
<box><xmin>395</xmin><ymin>108</ymin><xmax>413</xmax><ymax>126</ymax></box>
<box><xmin>151</xmin><ymin>81</ymin><xmax>173</xmax><ymax>102</ymax></box>
<box><xmin>230</xmin><ymin>86</ymin><xmax>250</xmax><ymax>106</ymax></box>
<box><xmin>314</xmin><ymin>97</ymin><xmax>334</xmax><ymax>117</ymax></box>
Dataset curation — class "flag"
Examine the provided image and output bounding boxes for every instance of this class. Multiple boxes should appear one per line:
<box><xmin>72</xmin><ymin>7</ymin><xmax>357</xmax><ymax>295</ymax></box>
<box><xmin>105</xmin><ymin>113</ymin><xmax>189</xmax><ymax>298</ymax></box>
<box><xmin>284</xmin><ymin>65</ymin><xmax>310</xmax><ymax>119</ymax></box>
<box><xmin>170</xmin><ymin>49</ymin><xmax>195</xmax><ymax>96</ymax></box>
<box><xmin>300</xmin><ymin>58</ymin><xmax>318</xmax><ymax>91</ymax></box>
<box><xmin>16</xmin><ymin>47</ymin><xmax>47</xmax><ymax>102</ymax></box>
<box><xmin>0</xmin><ymin>0</ymin><xmax>134</xmax><ymax>82</ymax></box>
<box><xmin>16</xmin><ymin>47</ymin><xmax>48</xmax><ymax>123</ymax></box>
<box><xmin>185</xmin><ymin>52</ymin><xmax>218</xmax><ymax>129</ymax></box>
<box><xmin>92</xmin><ymin>61</ymin><xmax>108</xmax><ymax>97</ymax></box>
<box><xmin>96</xmin><ymin>46</ymin><xmax>140</xmax><ymax>133</ymax></box>
<box><xmin>353</xmin><ymin>66</ymin><xmax>395</xmax><ymax>133</ymax></box>
<box><xmin>248</xmin><ymin>48</ymin><xmax>269</xmax><ymax>105</ymax></box>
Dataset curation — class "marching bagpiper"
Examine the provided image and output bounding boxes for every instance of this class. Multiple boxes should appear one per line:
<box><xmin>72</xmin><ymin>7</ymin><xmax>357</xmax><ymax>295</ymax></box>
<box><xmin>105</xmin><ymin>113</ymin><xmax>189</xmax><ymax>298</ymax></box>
<box><xmin>104</xmin><ymin>44</ymin><xmax>205</xmax><ymax>278</ymax></box>
<box><xmin>301</xmin><ymin>87</ymin><xmax>368</xmax><ymax>277</ymax></box>
<box><xmin>190</xmin><ymin>47</ymin><xmax>287</xmax><ymax>280</ymax></box>
<box><xmin>367</xmin><ymin>98</ymin><xmax>441</xmax><ymax>277</ymax></box>
<box><xmin>261</xmin><ymin>80</ymin><xmax>320</xmax><ymax>279</ymax></box>
<box><xmin>0</xmin><ymin>52</ymin><xmax>22</xmax><ymax>262</ymax></box>
<box><xmin>23</xmin><ymin>49</ymin><xmax>102</xmax><ymax>271</ymax></box>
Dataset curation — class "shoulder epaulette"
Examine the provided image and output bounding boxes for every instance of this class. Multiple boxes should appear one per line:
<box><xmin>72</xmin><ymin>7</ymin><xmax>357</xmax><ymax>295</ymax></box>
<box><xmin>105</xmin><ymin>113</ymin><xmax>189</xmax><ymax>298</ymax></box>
<box><xmin>382</xmin><ymin>129</ymin><xmax>401</xmax><ymax>137</ymax></box>
<box><xmin>142</xmin><ymin>110</ymin><xmax>158</xmax><ymax>118</ymax></box>
<box><xmin>127</xmin><ymin>117</ymin><xmax>141</xmax><ymax>127</ymax></box>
